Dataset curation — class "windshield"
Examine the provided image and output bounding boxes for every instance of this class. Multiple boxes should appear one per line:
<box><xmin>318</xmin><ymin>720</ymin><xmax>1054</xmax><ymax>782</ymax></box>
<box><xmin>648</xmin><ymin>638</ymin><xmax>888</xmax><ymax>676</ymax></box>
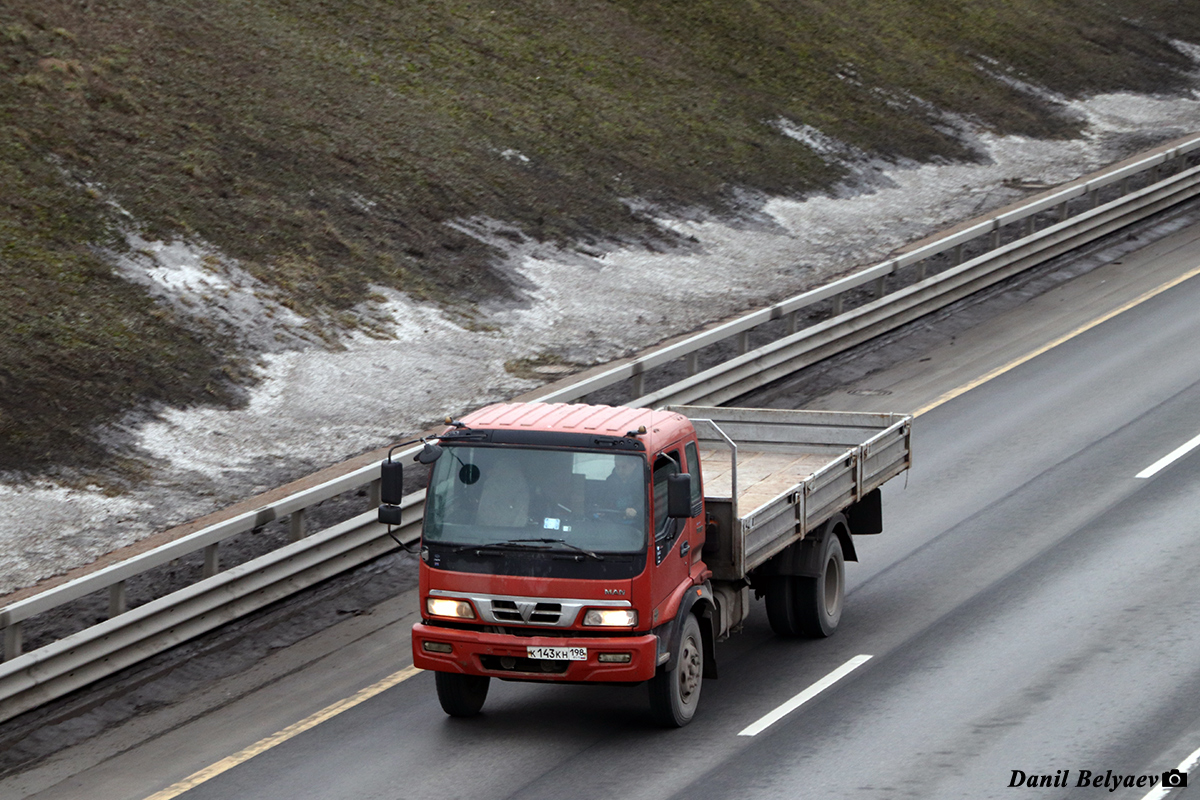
<box><xmin>424</xmin><ymin>446</ymin><xmax>647</xmax><ymax>554</ymax></box>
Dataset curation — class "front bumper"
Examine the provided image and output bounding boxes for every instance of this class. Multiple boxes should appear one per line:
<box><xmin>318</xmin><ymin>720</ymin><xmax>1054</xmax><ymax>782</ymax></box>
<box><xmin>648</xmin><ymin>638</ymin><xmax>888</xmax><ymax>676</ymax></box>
<box><xmin>413</xmin><ymin>623</ymin><xmax>659</xmax><ymax>682</ymax></box>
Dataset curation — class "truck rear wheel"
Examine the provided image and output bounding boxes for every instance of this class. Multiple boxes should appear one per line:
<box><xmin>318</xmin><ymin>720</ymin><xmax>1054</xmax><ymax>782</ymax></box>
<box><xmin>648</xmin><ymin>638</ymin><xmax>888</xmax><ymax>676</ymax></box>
<box><xmin>435</xmin><ymin>672</ymin><xmax>490</xmax><ymax>717</ymax></box>
<box><xmin>648</xmin><ymin>614</ymin><xmax>703</xmax><ymax>727</ymax></box>
<box><xmin>798</xmin><ymin>531</ymin><xmax>844</xmax><ymax>637</ymax></box>
<box><xmin>766</xmin><ymin>532</ymin><xmax>844</xmax><ymax>638</ymax></box>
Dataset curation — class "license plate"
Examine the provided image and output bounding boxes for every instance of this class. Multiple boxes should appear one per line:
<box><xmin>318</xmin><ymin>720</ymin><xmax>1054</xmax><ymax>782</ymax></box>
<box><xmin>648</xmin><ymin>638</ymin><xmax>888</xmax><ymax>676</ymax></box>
<box><xmin>527</xmin><ymin>646</ymin><xmax>587</xmax><ymax>661</ymax></box>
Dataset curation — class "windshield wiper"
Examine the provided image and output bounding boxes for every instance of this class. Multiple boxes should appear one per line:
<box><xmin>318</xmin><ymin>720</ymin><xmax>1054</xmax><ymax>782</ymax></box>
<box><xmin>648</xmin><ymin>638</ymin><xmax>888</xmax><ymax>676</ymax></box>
<box><xmin>452</xmin><ymin>539</ymin><xmax>551</xmax><ymax>554</ymax></box>
<box><xmin>507</xmin><ymin>538</ymin><xmax>604</xmax><ymax>561</ymax></box>
<box><xmin>452</xmin><ymin>538</ymin><xmax>604</xmax><ymax>561</ymax></box>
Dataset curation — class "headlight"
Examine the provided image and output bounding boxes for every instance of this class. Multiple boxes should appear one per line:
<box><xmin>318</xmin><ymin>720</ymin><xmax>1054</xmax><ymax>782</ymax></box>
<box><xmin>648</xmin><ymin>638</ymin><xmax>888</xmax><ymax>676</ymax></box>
<box><xmin>583</xmin><ymin>608</ymin><xmax>638</xmax><ymax>627</ymax></box>
<box><xmin>426</xmin><ymin>597</ymin><xmax>476</xmax><ymax>619</ymax></box>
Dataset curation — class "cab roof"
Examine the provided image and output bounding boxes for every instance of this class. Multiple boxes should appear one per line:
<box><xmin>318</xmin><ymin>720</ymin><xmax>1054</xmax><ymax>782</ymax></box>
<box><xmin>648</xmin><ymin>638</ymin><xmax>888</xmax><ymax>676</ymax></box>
<box><xmin>456</xmin><ymin>402</ymin><xmax>692</xmax><ymax>451</ymax></box>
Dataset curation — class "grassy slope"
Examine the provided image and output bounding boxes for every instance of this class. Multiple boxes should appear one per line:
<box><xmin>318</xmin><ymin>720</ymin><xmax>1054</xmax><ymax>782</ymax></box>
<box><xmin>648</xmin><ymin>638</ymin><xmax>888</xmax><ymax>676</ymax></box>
<box><xmin>2</xmin><ymin>0</ymin><xmax>1200</xmax><ymax>472</ymax></box>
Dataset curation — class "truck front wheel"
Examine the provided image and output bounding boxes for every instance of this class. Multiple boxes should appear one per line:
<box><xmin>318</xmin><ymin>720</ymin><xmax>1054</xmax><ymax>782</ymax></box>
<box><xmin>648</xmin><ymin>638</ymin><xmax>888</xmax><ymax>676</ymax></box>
<box><xmin>649</xmin><ymin>614</ymin><xmax>704</xmax><ymax>727</ymax></box>
<box><xmin>766</xmin><ymin>532</ymin><xmax>844</xmax><ymax>638</ymax></box>
<box><xmin>435</xmin><ymin>672</ymin><xmax>490</xmax><ymax>717</ymax></box>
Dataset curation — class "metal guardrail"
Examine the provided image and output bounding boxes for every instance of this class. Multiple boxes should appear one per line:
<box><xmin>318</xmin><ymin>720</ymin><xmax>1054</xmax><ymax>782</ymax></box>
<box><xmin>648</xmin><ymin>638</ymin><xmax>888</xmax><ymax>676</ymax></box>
<box><xmin>3</xmin><ymin>133</ymin><xmax>1200</xmax><ymax>722</ymax></box>
<box><xmin>0</xmin><ymin>494</ymin><xmax>424</xmax><ymax>719</ymax></box>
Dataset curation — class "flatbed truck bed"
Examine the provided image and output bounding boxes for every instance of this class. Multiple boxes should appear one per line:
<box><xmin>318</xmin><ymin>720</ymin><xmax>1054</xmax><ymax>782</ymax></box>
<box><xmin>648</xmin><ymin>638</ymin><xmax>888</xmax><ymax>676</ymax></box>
<box><xmin>671</xmin><ymin>406</ymin><xmax>911</xmax><ymax>581</ymax></box>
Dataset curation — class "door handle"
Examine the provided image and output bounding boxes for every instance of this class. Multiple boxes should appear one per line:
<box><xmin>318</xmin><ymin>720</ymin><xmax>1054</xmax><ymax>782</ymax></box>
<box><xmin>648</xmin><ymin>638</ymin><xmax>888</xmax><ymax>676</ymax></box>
<box><xmin>680</xmin><ymin>540</ymin><xmax>690</xmax><ymax>558</ymax></box>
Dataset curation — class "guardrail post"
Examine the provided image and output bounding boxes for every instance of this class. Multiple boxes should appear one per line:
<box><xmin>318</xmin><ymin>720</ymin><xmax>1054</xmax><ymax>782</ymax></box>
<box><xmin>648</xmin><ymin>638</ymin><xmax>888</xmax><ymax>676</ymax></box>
<box><xmin>786</xmin><ymin>310</ymin><xmax>799</xmax><ymax>335</ymax></box>
<box><xmin>686</xmin><ymin>352</ymin><xmax>699</xmax><ymax>375</ymax></box>
<box><xmin>738</xmin><ymin>331</ymin><xmax>751</xmax><ymax>354</ymax></box>
<box><xmin>4</xmin><ymin>622</ymin><xmax>21</xmax><ymax>661</ymax></box>
<box><xmin>989</xmin><ymin>227</ymin><xmax>1001</xmax><ymax>249</ymax></box>
<box><xmin>1058</xmin><ymin>201</ymin><xmax>1069</xmax><ymax>222</ymax></box>
<box><xmin>631</xmin><ymin>371</ymin><xmax>645</xmax><ymax>398</ymax></box>
<box><xmin>1090</xmin><ymin>188</ymin><xmax>1101</xmax><ymax>208</ymax></box>
<box><xmin>1024</xmin><ymin>216</ymin><xmax>1035</xmax><ymax>236</ymax></box>
<box><xmin>109</xmin><ymin>581</ymin><xmax>127</xmax><ymax>617</ymax></box>
<box><xmin>954</xmin><ymin>243</ymin><xmax>964</xmax><ymax>266</ymax></box>
<box><xmin>290</xmin><ymin>508</ymin><xmax>306</xmax><ymax>542</ymax></box>
<box><xmin>874</xmin><ymin>275</ymin><xmax>886</xmax><ymax>298</ymax></box>
<box><xmin>203</xmin><ymin>543</ymin><xmax>220</xmax><ymax>578</ymax></box>
<box><xmin>368</xmin><ymin>480</ymin><xmax>382</xmax><ymax>508</ymax></box>
<box><xmin>1121</xmin><ymin>176</ymin><xmax>1132</xmax><ymax>195</ymax></box>
<box><xmin>832</xmin><ymin>293</ymin><xmax>843</xmax><ymax>316</ymax></box>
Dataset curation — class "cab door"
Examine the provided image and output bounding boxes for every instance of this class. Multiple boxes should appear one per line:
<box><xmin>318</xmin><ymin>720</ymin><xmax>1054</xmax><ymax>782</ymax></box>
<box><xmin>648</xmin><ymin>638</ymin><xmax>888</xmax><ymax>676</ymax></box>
<box><xmin>648</xmin><ymin>445</ymin><xmax>693</xmax><ymax>625</ymax></box>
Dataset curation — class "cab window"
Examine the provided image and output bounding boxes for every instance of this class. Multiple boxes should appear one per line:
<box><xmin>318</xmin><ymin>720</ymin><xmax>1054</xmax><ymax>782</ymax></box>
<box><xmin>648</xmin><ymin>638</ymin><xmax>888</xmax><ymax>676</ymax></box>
<box><xmin>652</xmin><ymin>450</ymin><xmax>681</xmax><ymax>562</ymax></box>
<box><xmin>684</xmin><ymin>441</ymin><xmax>702</xmax><ymax>511</ymax></box>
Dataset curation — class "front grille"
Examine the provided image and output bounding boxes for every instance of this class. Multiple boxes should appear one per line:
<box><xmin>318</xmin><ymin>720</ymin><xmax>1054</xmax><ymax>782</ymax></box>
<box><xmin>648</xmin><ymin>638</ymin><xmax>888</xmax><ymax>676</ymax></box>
<box><xmin>490</xmin><ymin>600</ymin><xmax>562</xmax><ymax>625</ymax></box>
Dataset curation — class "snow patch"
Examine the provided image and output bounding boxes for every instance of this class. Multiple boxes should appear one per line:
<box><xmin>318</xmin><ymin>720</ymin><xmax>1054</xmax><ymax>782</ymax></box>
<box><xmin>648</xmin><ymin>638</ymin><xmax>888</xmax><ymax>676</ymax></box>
<box><xmin>113</xmin><ymin>231</ymin><xmax>315</xmax><ymax>352</ymax></box>
<box><xmin>776</xmin><ymin>119</ymin><xmax>858</xmax><ymax>159</ymax></box>
<box><xmin>1073</xmin><ymin>92</ymin><xmax>1200</xmax><ymax>135</ymax></box>
<box><xmin>499</xmin><ymin>148</ymin><xmax>531</xmax><ymax>163</ymax></box>
<box><xmin>0</xmin><ymin>483</ymin><xmax>151</xmax><ymax>590</ymax></box>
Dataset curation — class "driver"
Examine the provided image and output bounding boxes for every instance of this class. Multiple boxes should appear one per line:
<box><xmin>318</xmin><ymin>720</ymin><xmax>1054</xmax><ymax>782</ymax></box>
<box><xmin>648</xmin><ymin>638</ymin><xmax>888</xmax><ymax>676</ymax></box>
<box><xmin>596</xmin><ymin>456</ymin><xmax>643</xmax><ymax>520</ymax></box>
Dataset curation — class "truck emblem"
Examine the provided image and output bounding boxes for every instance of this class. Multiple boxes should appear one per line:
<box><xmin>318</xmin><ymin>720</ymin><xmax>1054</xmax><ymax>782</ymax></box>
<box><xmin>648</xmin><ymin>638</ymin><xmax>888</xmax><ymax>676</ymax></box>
<box><xmin>515</xmin><ymin>601</ymin><xmax>537</xmax><ymax>621</ymax></box>
<box><xmin>604</xmin><ymin>589</ymin><xmax>626</xmax><ymax>596</ymax></box>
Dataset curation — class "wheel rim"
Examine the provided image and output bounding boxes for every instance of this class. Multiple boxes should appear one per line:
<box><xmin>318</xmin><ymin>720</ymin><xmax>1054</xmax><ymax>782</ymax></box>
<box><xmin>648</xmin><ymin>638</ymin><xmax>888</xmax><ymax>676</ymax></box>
<box><xmin>678</xmin><ymin>633</ymin><xmax>702</xmax><ymax>705</ymax></box>
<box><xmin>823</xmin><ymin>556</ymin><xmax>842</xmax><ymax>618</ymax></box>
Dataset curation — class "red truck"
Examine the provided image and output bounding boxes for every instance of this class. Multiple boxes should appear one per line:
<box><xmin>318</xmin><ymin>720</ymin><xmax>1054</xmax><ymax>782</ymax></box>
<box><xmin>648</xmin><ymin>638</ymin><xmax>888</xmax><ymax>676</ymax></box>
<box><xmin>379</xmin><ymin>402</ymin><xmax>911</xmax><ymax>726</ymax></box>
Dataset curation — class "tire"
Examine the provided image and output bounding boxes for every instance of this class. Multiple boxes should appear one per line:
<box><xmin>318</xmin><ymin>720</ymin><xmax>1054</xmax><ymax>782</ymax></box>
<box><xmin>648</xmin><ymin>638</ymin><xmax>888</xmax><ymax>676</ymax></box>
<box><xmin>765</xmin><ymin>531</ymin><xmax>845</xmax><ymax>638</ymax></box>
<box><xmin>435</xmin><ymin>671</ymin><xmax>490</xmax><ymax>718</ymax></box>
<box><xmin>648</xmin><ymin>614</ymin><xmax>704</xmax><ymax>727</ymax></box>
<box><xmin>796</xmin><ymin>531</ymin><xmax>844</xmax><ymax>637</ymax></box>
<box><xmin>765</xmin><ymin>574</ymin><xmax>803</xmax><ymax>637</ymax></box>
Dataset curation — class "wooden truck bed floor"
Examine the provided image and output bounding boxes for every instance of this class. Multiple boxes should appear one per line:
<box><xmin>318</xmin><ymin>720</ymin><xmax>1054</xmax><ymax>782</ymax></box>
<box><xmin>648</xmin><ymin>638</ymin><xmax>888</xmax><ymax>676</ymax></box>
<box><xmin>698</xmin><ymin>448</ymin><xmax>836</xmax><ymax>515</ymax></box>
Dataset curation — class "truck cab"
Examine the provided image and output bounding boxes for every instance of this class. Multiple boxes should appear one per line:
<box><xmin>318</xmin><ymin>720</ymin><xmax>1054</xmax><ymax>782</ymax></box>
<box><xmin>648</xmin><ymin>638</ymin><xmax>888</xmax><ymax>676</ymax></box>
<box><xmin>406</xmin><ymin>403</ymin><xmax>712</xmax><ymax>726</ymax></box>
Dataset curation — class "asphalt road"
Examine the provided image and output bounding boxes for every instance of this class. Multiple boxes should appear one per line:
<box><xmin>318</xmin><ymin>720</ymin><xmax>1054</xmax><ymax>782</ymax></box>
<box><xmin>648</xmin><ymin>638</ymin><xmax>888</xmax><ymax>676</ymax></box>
<box><xmin>10</xmin><ymin>219</ymin><xmax>1200</xmax><ymax>800</ymax></box>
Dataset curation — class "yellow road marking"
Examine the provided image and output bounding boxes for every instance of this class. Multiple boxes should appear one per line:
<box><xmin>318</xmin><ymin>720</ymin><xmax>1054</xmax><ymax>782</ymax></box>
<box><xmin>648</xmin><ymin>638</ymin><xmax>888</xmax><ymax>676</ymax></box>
<box><xmin>144</xmin><ymin>666</ymin><xmax>421</xmax><ymax>800</ymax></box>
<box><xmin>913</xmin><ymin>263</ymin><xmax>1200</xmax><ymax>417</ymax></box>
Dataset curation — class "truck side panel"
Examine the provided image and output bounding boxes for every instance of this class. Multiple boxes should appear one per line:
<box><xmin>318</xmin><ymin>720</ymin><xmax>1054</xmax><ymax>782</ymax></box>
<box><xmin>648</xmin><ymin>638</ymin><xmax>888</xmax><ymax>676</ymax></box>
<box><xmin>860</xmin><ymin>419</ymin><xmax>912</xmax><ymax>490</ymax></box>
<box><xmin>672</xmin><ymin>405</ymin><xmax>911</xmax><ymax>581</ymax></box>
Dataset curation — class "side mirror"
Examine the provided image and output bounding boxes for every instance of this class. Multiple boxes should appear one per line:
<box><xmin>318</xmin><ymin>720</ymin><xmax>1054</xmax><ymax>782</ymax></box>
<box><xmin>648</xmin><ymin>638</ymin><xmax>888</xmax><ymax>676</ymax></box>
<box><xmin>380</xmin><ymin>459</ymin><xmax>404</xmax><ymax>505</ymax></box>
<box><xmin>667</xmin><ymin>473</ymin><xmax>692</xmax><ymax>519</ymax></box>
<box><xmin>379</xmin><ymin>459</ymin><xmax>405</xmax><ymax>526</ymax></box>
<box><xmin>378</xmin><ymin>504</ymin><xmax>404</xmax><ymax>526</ymax></box>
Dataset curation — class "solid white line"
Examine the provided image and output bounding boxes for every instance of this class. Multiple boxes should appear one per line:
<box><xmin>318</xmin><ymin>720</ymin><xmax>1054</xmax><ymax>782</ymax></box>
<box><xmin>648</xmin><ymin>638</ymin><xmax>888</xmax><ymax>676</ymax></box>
<box><xmin>1135</xmin><ymin>432</ymin><xmax>1200</xmax><ymax>479</ymax></box>
<box><xmin>737</xmin><ymin>655</ymin><xmax>872</xmax><ymax>737</ymax></box>
<box><xmin>1138</xmin><ymin>743</ymin><xmax>1200</xmax><ymax>800</ymax></box>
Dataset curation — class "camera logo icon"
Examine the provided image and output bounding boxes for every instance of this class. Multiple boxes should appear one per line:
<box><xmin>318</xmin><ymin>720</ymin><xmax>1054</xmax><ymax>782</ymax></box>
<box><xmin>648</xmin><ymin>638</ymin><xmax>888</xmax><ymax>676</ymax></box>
<box><xmin>1162</xmin><ymin>769</ymin><xmax>1187</xmax><ymax>788</ymax></box>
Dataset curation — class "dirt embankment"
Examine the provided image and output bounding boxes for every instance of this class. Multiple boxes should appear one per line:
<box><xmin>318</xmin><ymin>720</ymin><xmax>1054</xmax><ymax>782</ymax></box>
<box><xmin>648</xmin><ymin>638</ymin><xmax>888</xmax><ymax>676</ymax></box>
<box><xmin>2</xmin><ymin>0</ymin><xmax>1200</xmax><ymax>476</ymax></box>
